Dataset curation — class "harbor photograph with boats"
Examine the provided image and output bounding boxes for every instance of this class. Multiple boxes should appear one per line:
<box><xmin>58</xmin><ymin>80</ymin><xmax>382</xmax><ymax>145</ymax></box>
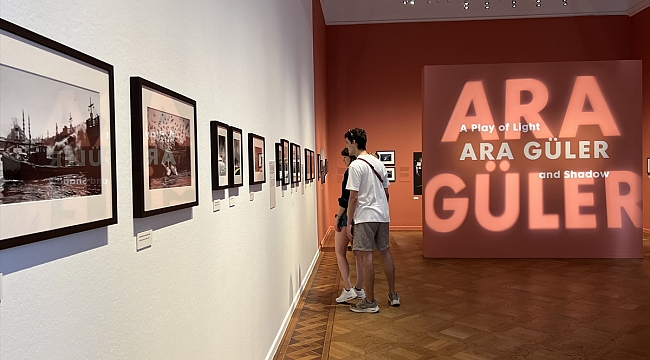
<box><xmin>0</xmin><ymin>64</ymin><xmax>103</xmax><ymax>205</ymax></box>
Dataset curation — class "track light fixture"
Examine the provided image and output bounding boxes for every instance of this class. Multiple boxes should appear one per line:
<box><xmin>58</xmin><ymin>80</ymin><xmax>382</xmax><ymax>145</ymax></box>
<box><xmin>405</xmin><ymin>0</ymin><xmax>563</xmax><ymax>10</ymax></box>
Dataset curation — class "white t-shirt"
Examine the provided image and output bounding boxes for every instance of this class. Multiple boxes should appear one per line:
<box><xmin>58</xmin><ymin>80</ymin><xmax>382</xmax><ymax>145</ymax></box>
<box><xmin>346</xmin><ymin>154</ymin><xmax>390</xmax><ymax>223</ymax></box>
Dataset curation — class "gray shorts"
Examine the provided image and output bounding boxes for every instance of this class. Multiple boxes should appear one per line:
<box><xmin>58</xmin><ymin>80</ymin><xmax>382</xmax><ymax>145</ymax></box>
<box><xmin>352</xmin><ymin>222</ymin><xmax>390</xmax><ymax>252</ymax></box>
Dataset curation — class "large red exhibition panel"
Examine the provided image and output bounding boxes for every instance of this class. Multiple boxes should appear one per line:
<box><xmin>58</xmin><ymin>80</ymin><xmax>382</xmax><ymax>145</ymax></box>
<box><xmin>422</xmin><ymin>61</ymin><xmax>642</xmax><ymax>258</ymax></box>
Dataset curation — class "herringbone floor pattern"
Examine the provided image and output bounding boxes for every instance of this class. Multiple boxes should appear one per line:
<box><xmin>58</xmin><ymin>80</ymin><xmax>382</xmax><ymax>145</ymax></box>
<box><xmin>276</xmin><ymin>231</ymin><xmax>650</xmax><ymax>360</ymax></box>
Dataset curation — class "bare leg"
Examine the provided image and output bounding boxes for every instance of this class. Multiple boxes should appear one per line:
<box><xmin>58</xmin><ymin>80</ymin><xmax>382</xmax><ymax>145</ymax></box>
<box><xmin>353</xmin><ymin>247</ymin><xmax>364</xmax><ymax>290</ymax></box>
<box><xmin>334</xmin><ymin>227</ymin><xmax>352</xmax><ymax>290</ymax></box>
<box><xmin>358</xmin><ymin>250</ymin><xmax>374</xmax><ymax>301</ymax></box>
<box><xmin>380</xmin><ymin>248</ymin><xmax>396</xmax><ymax>294</ymax></box>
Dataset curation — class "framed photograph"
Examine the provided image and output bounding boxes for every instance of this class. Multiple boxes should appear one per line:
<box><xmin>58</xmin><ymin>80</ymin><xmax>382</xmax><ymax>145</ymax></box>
<box><xmin>386</xmin><ymin>166</ymin><xmax>396</xmax><ymax>182</ymax></box>
<box><xmin>130</xmin><ymin>76</ymin><xmax>198</xmax><ymax>218</ymax></box>
<box><xmin>376</xmin><ymin>150</ymin><xmax>395</xmax><ymax>165</ymax></box>
<box><xmin>0</xmin><ymin>19</ymin><xmax>117</xmax><ymax>249</ymax></box>
<box><xmin>281</xmin><ymin>139</ymin><xmax>290</xmax><ymax>185</ymax></box>
<box><xmin>290</xmin><ymin>143</ymin><xmax>297</xmax><ymax>184</ymax></box>
<box><xmin>210</xmin><ymin>121</ymin><xmax>229</xmax><ymax>190</ymax></box>
<box><xmin>248</xmin><ymin>133</ymin><xmax>265</xmax><ymax>185</ymax></box>
<box><xmin>414</xmin><ymin>151</ymin><xmax>422</xmax><ymax>195</ymax></box>
<box><xmin>291</xmin><ymin>143</ymin><xmax>302</xmax><ymax>184</ymax></box>
<box><xmin>229</xmin><ymin>126</ymin><xmax>243</xmax><ymax>188</ymax></box>
<box><xmin>317</xmin><ymin>153</ymin><xmax>321</xmax><ymax>180</ymax></box>
<box><xmin>304</xmin><ymin>148</ymin><xmax>311</xmax><ymax>181</ymax></box>
<box><xmin>275</xmin><ymin>142</ymin><xmax>283</xmax><ymax>181</ymax></box>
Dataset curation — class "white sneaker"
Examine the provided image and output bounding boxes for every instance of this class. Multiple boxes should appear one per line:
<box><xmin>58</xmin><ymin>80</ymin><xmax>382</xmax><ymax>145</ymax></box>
<box><xmin>355</xmin><ymin>288</ymin><xmax>366</xmax><ymax>300</ymax></box>
<box><xmin>336</xmin><ymin>288</ymin><xmax>357</xmax><ymax>303</ymax></box>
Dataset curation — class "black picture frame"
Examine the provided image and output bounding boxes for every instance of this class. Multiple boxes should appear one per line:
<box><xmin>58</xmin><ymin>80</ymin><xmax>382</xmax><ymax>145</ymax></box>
<box><xmin>281</xmin><ymin>139</ymin><xmax>290</xmax><ymax>185</ymax></box>
<box><xmin>414</xmin><ymin>151</ymin><xmax>422</xmax><ymax>195</ymax></box>
<box><xmin>0</xmin><ymin>19</ymin><xmax>117</xmax><ymax>250</ymax></box>
<box><xmin>290</xmin><ymin>143</ymin><xmax>297</xmax><ymax>184</ymax></box>
<box><xmin>376</xmin><ymin>150</ymin><xmax>395</xmax><ymax>165</ymax></box>
<box><xmin>317</xmin><ymin>153</ymin><xmax>321</xmax><ymax>180</ymax></box>
<box><xmin>229</xmin><ymin>126</ymin><xmax>243</xmax><ymax>188</ymax></box>
<box><xmin>304</xmin><ymin>149</ymin><xmax>315</xmax><ymax>181</ymax></box>
<box><xmin>210</xmin><ymin>121</ymin><xmax>230</xmax><ymax>190</ymax></box>
<box><xmin>386</xmin><ymin>166</ymin><xmax>396</xmax><ymax>182</ymax></box>
<box><xmin>304</xmin><ymin>148</ymin><xmax>310</xmax><ymax>181</ymax></box>
<box><xmin>275</xmin><ymin>142</ymin><xmax>283</xmax><ymax>181</ymax></box>
<box><xmin>130</xmin><ymin>76</ymin><xmax>198</xmax><ymax>218</ymax></box>
<box><xmin>248</xmin><ymin>133</ymin><xmax>265</xmax><ymax>185</ymax></box>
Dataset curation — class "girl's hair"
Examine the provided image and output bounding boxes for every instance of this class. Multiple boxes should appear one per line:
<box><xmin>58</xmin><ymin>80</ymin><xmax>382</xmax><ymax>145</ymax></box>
<box><xmin>341</xmin><ymin>147</ymin><xmax>357</xmax><ymax>161</ymax></box>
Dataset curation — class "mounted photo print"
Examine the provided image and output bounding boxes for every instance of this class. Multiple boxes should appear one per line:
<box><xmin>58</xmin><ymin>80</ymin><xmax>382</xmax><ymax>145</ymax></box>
<box><xmin>130</xmin><ymin>76</ymin><xmax>198</xmax><ymax>218</ymax></box>
<box><xmin>304</xmin><ymin>148</ymin><xmax>311</xmax><ymax>181</ymax></box>
<box><xmin>386</xmin><ymin>166</ymin><xmax>396</xmax><ymax>182</ymax></box>
<box><xmin>290</xmin><ymin>143</ymin><xmax>297</xmax><ymax>184</ymax></box>
<box><xmin>317</xmin><ymin>153</ymin><xmax>322</xmax><ymax>180</ymax></box>
<box><xmin>210</xmin><ymin>121</ymin><xmax>229</xmax><ymax>190</ymax></box>
<box><xmin>248</xmin><ymin>133</ymin><xmax>265</xmax><ymax>185</ymax></box>
<box><xmin>275</xmin><ymin>142</ymin><xmax>283</xmax><ymax>181</ymax></box>
<box><xmin>281</xmin><ymin>139</ymin><xmax>290</xmax><ymax>185</ymax></box>
<box><xmin>376</xmin><ymin>150</ymin><xmax>395</xmax><ymax>165</ymax></box>
<box><xmin>414</xmin><ymin>151</ymin><xmax>422</xmax><ymax>195</ymax></box>
<box><xmin>0</xmin><ymin>19</ymin><xmax>117</xmax><ymax>249</ymax></box>
<box><xmin>229</xmin><ymin>126</ymin><xmax>243</xmax><ymax>188</ymax></box>
<box><xmin>296</xmin><ymin>144</ymin><xmax>302</xmax><ymax>184</ymax></box>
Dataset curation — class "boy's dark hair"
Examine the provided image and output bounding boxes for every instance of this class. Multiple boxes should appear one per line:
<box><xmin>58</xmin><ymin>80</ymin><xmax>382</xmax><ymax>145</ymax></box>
<box><xmin>341</xmin><ymin>147</ymin><xmax>357</xmax><ymax>161</ymax></box>
<box><xmin>344</xmin><ymin>128</ymin><xmax>367</xmax><ymax>150</ymax></box>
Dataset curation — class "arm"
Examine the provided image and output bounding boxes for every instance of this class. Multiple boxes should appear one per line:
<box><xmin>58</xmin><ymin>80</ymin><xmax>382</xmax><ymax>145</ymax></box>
<box><xmin>346</xmin><ymin>190</ymin><xmax>359</xmax><ymax>240</ymax></box>
<box><xmin>334</xmin><ymin>206</ymin><xmax>346</xmax><ymax>232</ymax></box>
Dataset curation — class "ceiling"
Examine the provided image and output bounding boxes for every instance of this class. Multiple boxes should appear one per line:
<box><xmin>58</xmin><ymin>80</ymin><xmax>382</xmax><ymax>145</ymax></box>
<box><xmin>320</xmin><ymin>0</ymin><xmax>650</xmax><ymax>25</ymax></box>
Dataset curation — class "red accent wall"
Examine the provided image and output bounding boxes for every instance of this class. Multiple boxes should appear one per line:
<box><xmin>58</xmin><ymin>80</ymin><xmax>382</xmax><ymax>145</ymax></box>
<box><xmin>325</xmin><ymin>15</ymin><xmax>635</xmax><ymax>229</ymax></box>
<box><xmin>631</xmin><ymin>7</ymin><xmax>650</xmax><ymax>231</ymax></box>
<box><xmin>313</xmin><ymin>0</ymin><xmax>331</xmax><ymax>243</ymax></box>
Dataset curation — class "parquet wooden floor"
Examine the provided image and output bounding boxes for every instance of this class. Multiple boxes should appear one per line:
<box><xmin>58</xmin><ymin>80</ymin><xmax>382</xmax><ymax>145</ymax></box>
<box><xmin>275</xmin><ymin>231</ymin><xmax>650</xmax><ymax>360</ymax></box>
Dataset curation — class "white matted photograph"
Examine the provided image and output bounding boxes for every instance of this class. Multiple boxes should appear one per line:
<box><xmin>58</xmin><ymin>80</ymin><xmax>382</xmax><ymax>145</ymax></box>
<box><xmin>376</xmin><ymin>150</ymin><xmax>395</xmax><ymax>165</ymax></box>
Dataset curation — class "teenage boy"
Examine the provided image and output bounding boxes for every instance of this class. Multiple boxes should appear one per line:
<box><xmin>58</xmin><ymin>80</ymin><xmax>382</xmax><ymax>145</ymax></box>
<box><xmin>344</xmin><ymin>128</ymin><xmax>400</xmax><ymax>313</ymax></box>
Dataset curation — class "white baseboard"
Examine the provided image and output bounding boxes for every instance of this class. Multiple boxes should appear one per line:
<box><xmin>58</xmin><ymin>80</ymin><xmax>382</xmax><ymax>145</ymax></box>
<box><xmin>265</xmin><ymin>249</ymin><xmax>321</xmax><ymax>360</ymax></box>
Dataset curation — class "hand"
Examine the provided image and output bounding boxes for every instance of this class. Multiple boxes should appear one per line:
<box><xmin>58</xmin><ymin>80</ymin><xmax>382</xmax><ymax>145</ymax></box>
<box><xmin>346</xmin><ymin>224</ymin><xmax>353</xmax><ymax>241</ymax></box>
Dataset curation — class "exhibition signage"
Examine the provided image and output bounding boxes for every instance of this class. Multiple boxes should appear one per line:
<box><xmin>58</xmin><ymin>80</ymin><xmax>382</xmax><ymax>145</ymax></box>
<box><xmin>422</xmin><ymin>61</ymin><xmax>642</xmax><ymax>258</ymax></box>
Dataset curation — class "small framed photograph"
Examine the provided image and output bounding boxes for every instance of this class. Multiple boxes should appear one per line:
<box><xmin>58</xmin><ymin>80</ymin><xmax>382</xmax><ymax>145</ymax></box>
<box><xmin>281</xmin><ymin>139</ymin><xmax>290</xmax><ymax>185</ymax></box>
<box><xmin>304</xmin><ymin>148</ymin><xmax>312</xmax><ymax>181</ymax></box>
<box><xmin>310</xmin><ymin>151</ymin><xmax>316</xmax><ymax>180</ymax></box>
<box><xmin>275</xmin><ymin>142</ymin><xmax>283</xmax><ymax>181</ymax></box>
<box><xmin>130</xmin><ymin>76</ymin><xmax>198</xmax><ymax>218</ymax></box>
<box><xmin>376</xmin><ymin>150</ymin><xmax>395</xmax><ymax>165</ymax></box>
<box><xmin>0</xmin><ymin>19</ymin><xmax>117</xmax><ymax>249</ymax></box>
<box><xmin>414</xmin><ymin>152</ymin><xmax>422</xmax><ymax>195</ymax></box>
<box><xmin>229</xmin><ymin>126</ymin><xmax>243</xmax><ymax>188</ymax></box>
<box><xmin>647</xmin><ymin>158</ymin><xmax>650</xmax><ymax>175</ymax></box>
<box><xmin>210</xmin><ymin>121</ymin><xmax>230</xmax><ymax>190</ymax></box>
<box><xmin>248</xmin><ymin>133</ymin><xmax>265</xmax><ymax>185</ymax></box>
<box><xmin>317</xmin><ymin>153</ymin><xmax>322</xmax><ymax>180</ymax></box>
<box><xmin>386</xmin><ymin>166</ymin><xmax>396</xmax><ymax>182</ymax></box>
<box><xmin>290</xmin><ymin>143</ymin><xmax>298</xmax><ymax>184</ymax></box>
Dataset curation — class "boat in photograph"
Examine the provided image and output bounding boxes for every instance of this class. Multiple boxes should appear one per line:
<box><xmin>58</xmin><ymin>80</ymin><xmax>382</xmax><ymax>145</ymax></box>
<box><xmin>0</xmin><ymin>100</ymin><xmax>101</xmax><ymax>182</ymax></box>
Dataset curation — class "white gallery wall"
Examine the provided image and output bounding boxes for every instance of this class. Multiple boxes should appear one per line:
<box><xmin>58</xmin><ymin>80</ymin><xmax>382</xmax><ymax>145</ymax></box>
<box><xmin>0</xmin><ymin>0</ymin><xmax>318</xmax><ymax>359</ymax></box>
